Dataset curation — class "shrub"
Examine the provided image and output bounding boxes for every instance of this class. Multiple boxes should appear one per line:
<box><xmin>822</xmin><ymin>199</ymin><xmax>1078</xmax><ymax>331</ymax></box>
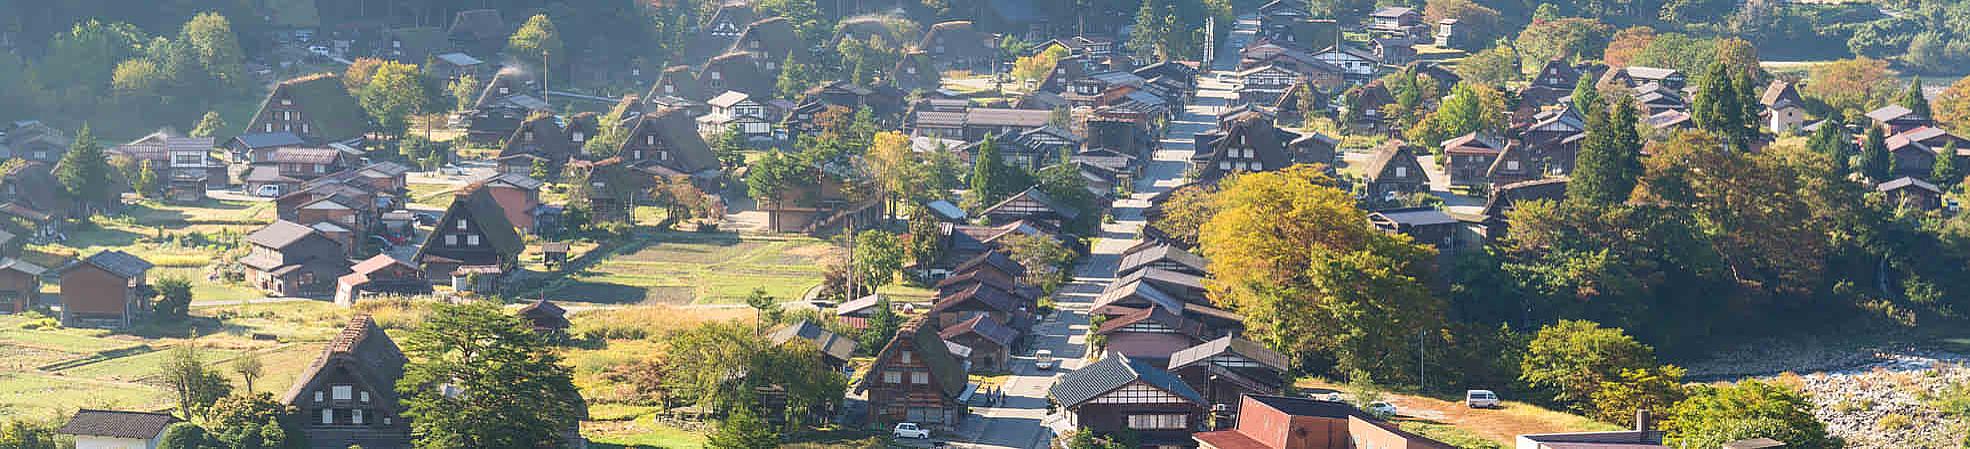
<box><xmin>1874</xmin><ymin>413</ymin><xmax>1912</xmax><ymax>431</ymax></box>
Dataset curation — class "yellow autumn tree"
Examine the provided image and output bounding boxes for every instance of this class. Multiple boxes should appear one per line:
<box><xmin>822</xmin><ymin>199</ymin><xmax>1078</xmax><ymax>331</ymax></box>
<box><xmin>1198</xmin><ymin>164</ymin><xmax>1446</xmax><ymax>385</ymax></box>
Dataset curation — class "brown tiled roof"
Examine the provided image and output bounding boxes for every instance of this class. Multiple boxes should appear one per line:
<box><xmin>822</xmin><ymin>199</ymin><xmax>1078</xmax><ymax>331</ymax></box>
<box><xmin>246</xmin><ymin>220</ymin><xmax>320</xmax><ymax>249</ymax></box>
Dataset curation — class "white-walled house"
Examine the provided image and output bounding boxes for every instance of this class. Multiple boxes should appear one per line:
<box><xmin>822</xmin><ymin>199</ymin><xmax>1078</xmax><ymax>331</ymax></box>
<box><xmin>58</xmin><ymin>409</ymin><xmax>179</xmax><ymax>449</ymax></box>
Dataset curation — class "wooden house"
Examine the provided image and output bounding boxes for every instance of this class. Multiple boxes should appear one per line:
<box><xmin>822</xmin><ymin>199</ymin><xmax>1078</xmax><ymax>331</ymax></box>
<box><xmin>1094</xmin><ymin>306</ymin><xmax>1214</xmax><ymax>366</ymax></box>
<box><xmin>497</xmin><ymin>115</ymin><xmax>583</xmax><ymax>173</ymax></box>
<box><xmin>227</xmin><ymin>132</ymin><xmax>306</xmax><ymax>164</ymax></box>
<box><xmin>648</xmin><ymin>65</ymin><xmax>707</xmax><ymax>102</ymax></box>
<box><xmin>941</xmin><ymin>315</ymin><xmax>1018</xmax><ymax>372</ymax></box>
<box><xmin>857</xmin><ymin>316</ymin><xmax>971</xmax><ymax>428</ymax></box>
<box><xmin>1868</xmin><ymin>105</ymin><xmax>1935</xmax><ymax>135</ymax></box>
<box><xmin>481</xmin><ymin>173</ymin><xmax>549</xmax><ymax>235</ymax></box>
<box><xmin>58</xmin><ymin>250</ymin><xmax>152</xmax><ymax>328</ymax></box>
<box><xmin>242</xmin><ymin>220</ymin><xmax>352</xmax><ymax>297</ymax></box>
<box><xmin>619</xmin><ymin>108</ymin><xmax>722</xmax><ymax>181</ymax></box>
<box><xmin>766</xmin><ymin>320</ymin><xmax>858</xmax><ymax>370</ymax></box>
<box><xmin>0</xmin><ymin>120</ymin><xmax>71</xmax><ymax>163</ymax></box>
<box><xmin>0</xmin><ymin>161</ymin><xmax>74</xmax><ymax>237</ymax></box>
<box><xmin>928</xmin><ymin>282</ymin><xmax>1029</xmax><ymax>331</ymax></box>
<box><xmin>1441</xmin><ymin>133</ymin><xmax>1506</xmax><ymax>187</ymax></box>
<box><xmin>1761</xmin><ymin>80</ymin><xmax>1807</xmax><ymax>134</ymax></box>
<box><xmin>283</xmin><ymin>315</ymin><xmax>413</xmax><ymax>449</ymax></box>
<box><xmin>413</xmin><ymin>186</ymin><xmax>524</xmax><ymax>283</ymax></box>
<box><xmin>1192</xmin><ymin>112</ymin><xmax>1337</xmax><ymax>182</ymax></box>
<box><xmin>1048</xmin><ymin>354</ymin><xmax>1207</xmax><ymax>447</ymax></box>
<box><xmin>56</xmin><ymin>409</ymin><xmax>180</xmax><ymax>449</ymax></box>
<box><xmin>1312</xmin><ymin>45</ymin><xmax>1380</xmax><ymax>80</ymax></box>
<box><xmin>1367</xmin><ymin>6</ymin><xmax>1427</xmax><ymax>40</ymax></box>
<box><xmin>519</xmin><ymin>298</ymin><xmax>572</xmax><ymax>335</ymax></box>
<box><xmin>1194</xmin><ymin>395</ymin><xmax>1456</xmax><ymax>449</ymax></box>
<box><xmin>1363</xmin><ymin>142</ymin><xmax>1428</xmax><ymax>202</ymax></box>
<box><xmin>246</xmin><ymin>74</ymin><xmax>369</xmax><ymax>145</ymax></box>
<box><xmin>0</xmin><ymin>258</ymin><xmax>44</xmax><ymax>314</ymax></box>
<box><xmin>1369</xmin><ymin>207</ymin><xmax>1469</xmax><ymax>253</ymax></box>
<box><xmin>728</xmin><ymin>17</ymin><xmax>804</xmax><ymax>72</ymax></box>
<box><xmin>980</xmin><ymin>187</ymin><xmax>1082</xmax><ymax>230</ymax></box>
<box><xmin>333</xmin><ymin>254</ymin><xmax>428</xmax><ymax>306</ymax></box>
<box><xmin>919</xmin><ymin>21</ymin><xmax>996</xmax><ymax>72</ymax></box>
<box><xmin>1599</xmin><ymin>66</ymin><xmax>1686</xmax><ymax>91</ymax></box>
<box><xmin>699</xmin><ymin>52</ymin><xmax>775</xmax><ymax>100</ymax></box>
<box><xmin>890</xmin><ymin>50</ymin><xmax>941</xmax><ymax>92</ymax></box>
<box><xmin>1117</xmin><ymin>243</ymin><xmax>1207</xmax><ymax>278</ymax></box>
<box><xmin>687</xmin><ymin>2</ymin><xmax>759</xmax><ymax>62</ymax></box>
<box><xmin>1880</xmin><ymin>177</ymin><xmax>1943</xmax><ymax>211</ymax></box>
<box><xmin>1169</xmin><ymin>337</ymin><xmax>1292</xmax><ymax>412</ymax></box>
<box><xmin>445</xmin><ymin>9</ymin><xmax>507</xmax><ymax>56</ymax></box>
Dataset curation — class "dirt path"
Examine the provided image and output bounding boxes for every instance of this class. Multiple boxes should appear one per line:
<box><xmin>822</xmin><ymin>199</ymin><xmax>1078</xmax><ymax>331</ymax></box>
<box><xmin>1298</xmin><ymin>380</ymin><xmax>1617</xmax><ymax>445</ymax></box>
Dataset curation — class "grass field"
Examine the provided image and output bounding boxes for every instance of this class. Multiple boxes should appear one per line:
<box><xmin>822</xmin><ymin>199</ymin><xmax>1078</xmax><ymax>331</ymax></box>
<box><xmin>549</xmin><ymin>232</ymin><xmax>839</xmax><ymax>305</ymax></box>
<box><xmin>584</xmin><ymin>420</ymin><xmax>709</xmax><ymax>449</ymax></box>
<box><xmin>26</xmin><ymin>198</ymin><xmax>272</xmax><ymax>302</ymax></box>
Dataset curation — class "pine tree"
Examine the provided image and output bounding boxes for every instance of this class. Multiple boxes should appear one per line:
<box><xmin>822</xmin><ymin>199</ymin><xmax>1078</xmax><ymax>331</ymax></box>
<box><xmin>859</xmin><ymin>297</ymin><xmax>901</xmax><ymax>354</ymax></box>
<box><xmin>1692</xmin><ymin>62</ymin><xmax>1749</xmax><ymax>151</ymax></box>
<box><xmin>1571</xmin><ymin>75</ymin><xmax>1601</xmax><ymax>118</ymax></box>
<box><xmin>1901</xmin><ymin>76</ymin><xmax>1932</xmax><ymax>119</ymax></box>
<box><xmin>1568</xmin><ymin>97</ymin><xmax>1643</xmax><ymax>206</ymax></box>
<box><xmin>1126</xmin><ymin>0</ymin><xmax>1163</xmax><ymax>62</ymax></box>
<box><xmin>1807</xmin><ymin>120</ymin><xmax>1849</xmax><ymax>174</ymax></box>
<box><xmin>56</xmin><ymin>124</ymin><xmax>109</xmax><ymax>215</ymax></box>
<box><xmin>190</xmin><ymin>111</ymin><xmax>224</xmax><ymax>137</ymax></box>
<box><xmin>1859</xmin><ymin>124</ymin><xmax>1892</xmax><ymax>181</ymax></box>
<box><xmin>969</xmin><ymin>135</ymin><xmax>1005</xmax><ymax>210</ymax></box>
<box><xmin>1935</xmin><ymin>141</ymin><xmax>1962</xmax><ymax>187</ymax></box>
<box><xmin>1734</xmin><ymin>72</ymin><xmax>1762</xmax><ymax>142</ymax></box>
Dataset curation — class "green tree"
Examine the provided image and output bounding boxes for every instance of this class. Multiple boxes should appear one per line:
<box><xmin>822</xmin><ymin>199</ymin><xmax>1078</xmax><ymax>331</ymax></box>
<box><xmin>1514</xmin><ymin>18</ymin><xmax>1611</xmax><ymax>66</ymax></box>
<box><xmin>1590</xmin><ymin>365</ymin><xmax>1687</xmax><ymax>426</ymax></box>
<box><xmin>399</xmin><ymin>302</ymin><xmax>581</xmax><ymax>449</ymax></box>
<box><xmin>1859</xmin><ymin>124</ymin><xmax>1892</xmax><ymax>181</ymax></box>
<box><xmin>1900</xmin><ymin>76</ymin><xmax>1932</xmax><ymax>119</ymax></box>
<box><xmin>448</xmin><ymin>74</ymin><xmax>479</xmax><ymax>112</ymax></box>
<box><xmin>1199</xmin><ymin>165</ymin><xmax>1445</xmax><ymax>386</ymax></box>
<box><xmin>152</xmin><ymin>276</ymin><xmax>193</xmax><ymax>320</ymax></box>
<box><xmin>906</xmin><ymin>205</ymin><xmax>943</xmax><ymax>268</ymax></box>
<box><xmin>1692</xmin><ymin>62</ymin><xmax>1752</xmax><ymax>151</ymax></box>
<box><xmin>1666</xmin><ymin>380</ymin><xmax>1836</xmax><ymax>449</ymax></box>
<box><xmin>233</xmin><ymin>352</ymin><xmax>264</xmax><ymax>394</ymax></box>
<box><xmin>859</xmin><ymin>297</ymin><xmax>901</xmax><ymax>355</ymax></box>
<box><xmin>157</xmin><ymin>423</ymin><xmax>209</xmax><ymax>449</ymax></box>
<box><xmin>1406</xmin><ymin>82</ymin><xmax>1508</xmax><ymax>150</ymax></box>
<box><xmin>530</xmin><ymin>159</ymin><xmax>553</xmax><ymax>182</ymax></box>
<box><xmin>1520</xmin><ymin>320</ymin><xmax>1657</xmax><ymax>410</ymax></box>
<box><xmin>1454</xmin><ymin>43</ymin><xmax>1520</xmax><ymax>89</ymax></box>
<box><xmin>1935</xmin><ymin>141</ymin><xmax>1962</xmax><ymax>187</ymax></box>
<box><xmin>664</xmin><ymin>321</ymin><xmax>762</xmax><ymax>412</ymax></box>
<box><xmin>756</xmin><ymin>0</ymin><xmax>826</xmax><ymax>45</ymax></box>
<box><xmin>1569</xmin><ymin>97</ymin><xmax>1643</xmax><ymax>206</ymax></box>
<box><xmin>1807</xmin><ymin>119</ymin><xmax>1850</xmax><ymax>173</ymax></box>
<box><xmin>853</xmin><ymin>230</ymin><xmax>906</xmax><ymax>290</ymax></box>
<box><xmin>359</xmin><ymin>61</ymin><xmax>428</xmax><ymax>138</ymax></box>
<box><xmin>190</xmin><ymin>111</ymin><xmax>225</xmax><ymax>137</ymax></box>
<box><xmin>1127</xmin><ymin>0</ymin><xmax>1165</xmax><ymax>61</ymax></box>
<box><xmin>0</xmin><ymin>419</ymin><xmax>64</xmax><ymax>449</ymax></box>
<box><xmin>179</xmin><ymin>13</ymin><xmax>244</xmax><ymax>89</ymax></box>
<box><xmin>132</xmin><ymin>163</ymin><xmax>163</xmax><ymax>199</ymax></box>
<box><xmin>1036</xmin><ymin>162</ymin><xmax>1101</xmax><ymax>234</ymax></box>
<box><xmin>507</xmin><ymin>15</ymin><xmax>564</xmax><ymax>75</ymax></box>
<box><xmin>1572</xmin><ymin>75</ymin><xmax>1602</xmax><ymax>119</ymax></box>
<box><xmin>775</xmin><ymin>55</ymin><xmax>813</xmax><ymax>99</ymax></box>
<box><xmin>967</xmin><ymin>135</ymin><xmax>1009</xmax><ymax>210</ymax></box>
<box><xmin>714</xmin><ymin>125</ymin><xmax>747</xmax><ymax>170</ymax></box>
<box><xmin>707</xmin><ymin>407</ymin><xmax>779</xmax><ymax>449</ymax></box>
<box><xmin>56</xmin><ymin>124</ymin><xmax>110</xmax><ymax>215</ymax></box>
<box><xmin>1002</xmin><ymin>233</ymin><xmax>1076</xmax><ymax>294</ymax></box>
<box><xmin>163</xmin><ymin>344</ymin><xmax>233</xmax><ymax>417</ymax></box>
<box><xmin>745</xmin><ymin>287</ymin><xmax>781</xmax><ymax>329</ymax></box>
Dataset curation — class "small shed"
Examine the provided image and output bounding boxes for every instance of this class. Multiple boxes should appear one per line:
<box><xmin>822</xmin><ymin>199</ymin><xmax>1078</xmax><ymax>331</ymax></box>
<box><xmin>541</xmin><ymin>241</ymin><xmax>572</xmax><ymax>267</ymax></box>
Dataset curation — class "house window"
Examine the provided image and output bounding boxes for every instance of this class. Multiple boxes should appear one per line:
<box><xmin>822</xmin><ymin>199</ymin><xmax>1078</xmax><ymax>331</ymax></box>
<box><xmin>332</xmin><ymin>385</ymin><xmax>353</xmax><ymax>400</ymax></box>
<box><xmin>445</xmin><ymin>235</ymin><xmax>458</xmax><ymax>246</ymax></box>
<box><xmin>360</xmin><ymin>391</ymin><xmax>370</xmax><ymax>402</ymax></box>
<box><xmin>467</xmin><ymin>235</ymin><xmax>480</xmax><ymax>246</ymax></box>
<box><xmin>664</xmin><ymin>85</ymin><xmax>675</xmax><ymax>93</ymax></box>
<box><xmin>748</xmin><ymin>40</ymin><xmax>760</xmax><ymax>49</ymax></box>
<box><xmin>906</xmin><ymin>66</ymin><xmax>917</xmax><ymax>74</ymax></box>
<box><xmin>499</xmin><ymin>87</ymin><xmax>510</xmax><ymax>95</ymax></box>
<box><xmin>352</xmin><ymin>409</ymin><xmax>364</xmax><ymax>425</ymax></box>
<box><xmin>322</xmin><ymin>409</ymin><xmax>334</xmax><ymax>424</ymax></box>
<box><xmin>1506</xmin><ymin>160</ymin><xmax>1520</xmax><ymax>171</ymax></box>
<box><xmin>710</xmin><ymin>72</ymin><xmax>722</xmax><ymax>80</ymax></box>
<box><xmin>647</xmin><ymin>135</ymin><xmax>657</xmax><ymax>145</ymax></box>
<box><xmin>765</xmin><ymin>61</ymin><xmax>777</xmax><ymax>70</ymax></box>
<box><xmin>572</xmin><ymin>131</ymin><xmax>586</xmax><ymax>142</ymax></box>
<box><xmin>1126</xmin><ymin>414</ymin><xmax>1188</xmax><ymax>430</ymax></box>
<box><xmin>911</xmin><ymin>372</ymin><xmax>929</xmax><ymax>384</ymax></box>
<box><xmin>315</xmin><ymin>164</ymin><xmax>325</xmax><ymax>173</ymax></box>
<box><xmin>281</xmin><ymin>99</ymin><xmax>292</xmax><ymax>106</ymax></box>
<box><xmin>523</xmin><ymin>131</ymin><xmax>535</xmax><ymax>142</ymax></box>
<box><xmin>456</xmin><ymin>219</ymin><xmax>468</xmax><ymax>230</ymax></box>
<box><xmin>1395</xmin><ymin>166</ymin><xmax>1407</xmax><ymax>177</ymax></box>
<box><xmin>883</xmin><ymin>371</ymin><xmax>902</xmax><ymax>383</ymax></box>
<box><xmin>314</xmin><ymin>391</ymin><xmax>324</xmax><ymax>402</ymax></box>
<box><xmin>901</xmin><ymin>350</ymin><xmax>913</xmax><ymax>363</ymax></box>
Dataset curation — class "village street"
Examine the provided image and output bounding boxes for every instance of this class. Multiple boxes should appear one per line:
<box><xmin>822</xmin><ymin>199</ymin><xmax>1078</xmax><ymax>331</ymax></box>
<box><xmin>945</xmin><ymin>51</ymin><xmax>1240</xmax><ymax>449</ymax></box>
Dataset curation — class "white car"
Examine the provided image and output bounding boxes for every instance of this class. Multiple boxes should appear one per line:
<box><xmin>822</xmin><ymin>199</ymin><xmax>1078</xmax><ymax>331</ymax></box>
<box><xmin>1366</xmin><ymin>401</ymin><xmax>1398</xmax><ymax>417</ymax></box>
<box><xmin>1034</xmin><ymin>349</ymin><xmax>1056</xmax><ymax>370</ymax></box>
<box><xmin>1466</xmin><ymin>389</ymin><xmax>1501</xmax><ymax>408</ymax></box>
<box><xmin>307</xmin><ymin>46</ymin><xmax>331</xmax><ymax>57</ymax></box>
<box><xmin>254</xmin><ymin>184</ymin><xmax>283</xmax><ymax>198</ymax></box>
<box><xmin>892</xmin><ymin>422</ymin><xmax>930</xmax><ymax>439</ymax></box>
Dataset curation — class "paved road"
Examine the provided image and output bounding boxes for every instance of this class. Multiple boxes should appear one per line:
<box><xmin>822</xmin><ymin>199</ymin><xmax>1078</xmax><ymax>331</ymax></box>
<box><xmin>953</xmin><ymin>65</ymin><xmax>1236</xmax><ymax>449</ymax></box>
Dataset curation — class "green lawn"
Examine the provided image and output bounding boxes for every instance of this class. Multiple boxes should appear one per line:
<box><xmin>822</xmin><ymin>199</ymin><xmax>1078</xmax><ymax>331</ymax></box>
<box><xmin>550</xmin><ymin>233</ymin><xmax>837</xmax><ymax>305</ymax></box>
<box><xmin>408</xmin><ymin>183</ymin><xmax>461</xmax><ymax>208</ymax></box>
<box><xmin>584</xmin><ymin>421</ymin><xmax>708</xmax><ymax>449</ymax></box>
<box><xmin>0</xmin><ymin>372</ymin><xmax>170</xmax><ymax>419</ymax></box>
<box><xmin>59</xmin><ymin>347</ymin><xmax>245</xmax><ymax>382</ymax></box>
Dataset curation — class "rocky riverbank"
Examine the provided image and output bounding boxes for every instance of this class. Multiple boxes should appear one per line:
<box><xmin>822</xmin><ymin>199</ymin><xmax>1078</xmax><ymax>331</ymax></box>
<box><xmin>1791</xmin><ymin>354</ymin><xmax>1968</xmax><ymax>447</ymax></box>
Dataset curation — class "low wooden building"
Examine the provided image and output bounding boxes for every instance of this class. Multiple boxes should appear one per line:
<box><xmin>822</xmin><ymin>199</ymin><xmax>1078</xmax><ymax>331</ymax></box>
<box><xmin>0</xmin><ymin>258</ymin><xmax>45</xmax><ymax>314</ymax></box>
<box><xmin>242</xmin><ymin>220</ymin><xmax>351</xmax><ymax>297</ymax></box>
<box><xmin>58</xmin><ymin>250</ymin><xmax>152</xmax><ymax>328</ymax></box>
<box><xmin>1194</xmin><ymin>395</ymin><xmax>1455</xmax><ymax>449</ymax></box>
<box><xmin>334</xmin><ymin>254</ymin><xmax>429</xmax><ymax>306</ymax></box>
<box><xmin>940</xmin><ymin>315</ymin><xmax>1018</xmax><ymax>372</ymax></box>
<box><xmin>283</xmin><ymin>315</ymin><xmax>413</xmax><ymax>449</ymax></box>
<box><xmin>856</xmin><ymin>316</ymin><xmax>971</xmax><ymax>428</ymax></box>
<box><xmin>1168</xmin><ymin>337</ymin><xmax>1293</xmax><ymax>412</ymax></box>
<box><xmin>1049</xmin><ymin>354</ymin><xmax>1208</xmax><ymax>448</ymax></box>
